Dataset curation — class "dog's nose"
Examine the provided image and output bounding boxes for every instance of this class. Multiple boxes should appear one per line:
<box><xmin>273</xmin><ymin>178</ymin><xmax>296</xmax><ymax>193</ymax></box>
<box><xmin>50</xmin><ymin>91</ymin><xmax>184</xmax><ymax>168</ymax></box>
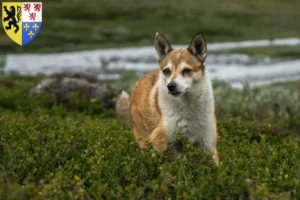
<box><xmin>167</xmin><ymin>82</ymin><xmax>177</xmax><ymax>92</ymax></box>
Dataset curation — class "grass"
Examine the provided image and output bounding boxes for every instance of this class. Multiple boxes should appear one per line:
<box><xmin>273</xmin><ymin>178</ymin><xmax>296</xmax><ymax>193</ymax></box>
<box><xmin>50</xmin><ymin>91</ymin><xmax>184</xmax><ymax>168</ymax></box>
<box><xmin>0</xmin><ymin>75</ymin><xmax>300</xmax><ymax>199</ymax></box>
<box><xmin>1</xmin><ymin>0</ymin><xmax>300</xmax><ymax>54</ymax></box>
<box><xmin>270</xmin><ymin>80</ymin><xmax>300</xmax><ymax>90</ymax></box>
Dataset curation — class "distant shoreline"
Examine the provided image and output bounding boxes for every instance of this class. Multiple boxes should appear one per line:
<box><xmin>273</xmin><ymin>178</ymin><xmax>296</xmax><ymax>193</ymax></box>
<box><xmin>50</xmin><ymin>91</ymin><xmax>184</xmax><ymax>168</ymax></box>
<box><xmin>2</xmin><ymin>37</ymin><xmax>300</xmax><ymax>88</ymax></box>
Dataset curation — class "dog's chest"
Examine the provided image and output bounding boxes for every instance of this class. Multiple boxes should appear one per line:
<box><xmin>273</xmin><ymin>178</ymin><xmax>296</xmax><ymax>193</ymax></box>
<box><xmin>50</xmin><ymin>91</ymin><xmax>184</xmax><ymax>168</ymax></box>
<box><xmin>160</xmin><ymin>97</ymin><xmax>211</xmax><ymax>140</ymax></box>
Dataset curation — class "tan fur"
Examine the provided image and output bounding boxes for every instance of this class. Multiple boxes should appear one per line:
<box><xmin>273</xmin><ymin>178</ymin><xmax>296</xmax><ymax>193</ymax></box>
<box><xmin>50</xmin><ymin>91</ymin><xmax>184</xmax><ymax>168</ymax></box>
<box><xmin>160</xmin><ymin>49</ymin><xmax>203</xmax><ymax>72</ymax></box>
<box><xmin>129</xmin><ymin>69</ymin><xmax>164</xmax><ymax>148</ymax></box>
<box><xmin>116</xmin><ymin>32</ymin><xmax>219</xmax><ymax>165</ymax></box>
<box><xmin>115</xmin><ymin>91</ymin><xmax>131</xmax><ymax>125</ymax></box>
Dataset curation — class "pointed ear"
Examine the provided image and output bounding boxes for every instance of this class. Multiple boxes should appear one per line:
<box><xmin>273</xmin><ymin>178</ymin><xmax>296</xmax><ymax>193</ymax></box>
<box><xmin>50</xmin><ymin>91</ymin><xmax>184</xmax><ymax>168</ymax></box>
<box><xmin>187</xmin><ymin>32</ymin><xmax>207</xmax><ymax>62</ymax></box>
<box><xmin>155</xmin><ymin>32</ymin><xmax>173</xmax><ymax>61</ymax></box>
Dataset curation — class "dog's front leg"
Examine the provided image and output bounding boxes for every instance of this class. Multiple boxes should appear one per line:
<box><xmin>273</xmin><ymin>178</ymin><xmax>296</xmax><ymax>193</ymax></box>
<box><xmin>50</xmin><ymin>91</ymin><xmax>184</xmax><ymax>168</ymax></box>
<box><xmin>150</xmin><ymin>121</ymin><xmax>168</xmax><ymax>152</ymax></box>
<box><xmin>211</xmin><ymin>145</ymin><xmax>219</xmax><ymax>165</ymax></box>
<box><xmin>194</xmin><ymin>137</ymin><xmax>219</xmax><ymax>165</ymax></box>
<box><xmin>169</xmin><ymin>139</ymin><xmax>184</xmax><ymax>161</ymax></box>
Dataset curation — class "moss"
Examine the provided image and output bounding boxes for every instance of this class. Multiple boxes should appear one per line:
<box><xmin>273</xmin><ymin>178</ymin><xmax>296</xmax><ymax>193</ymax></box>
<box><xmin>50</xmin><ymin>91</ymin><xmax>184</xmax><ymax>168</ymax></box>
<box><xmin>0</xmin><ymin>76</ymin><xmax>300</xmax><ymax>199</ymax></box>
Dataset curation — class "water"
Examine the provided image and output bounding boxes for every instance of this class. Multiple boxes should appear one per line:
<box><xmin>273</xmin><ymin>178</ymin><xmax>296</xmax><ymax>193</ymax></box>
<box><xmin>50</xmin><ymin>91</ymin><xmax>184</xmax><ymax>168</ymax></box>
<box><xmin>4</xmin><ymin>37</ymin><xmax>300</xmax><ymax>87</ymax></box>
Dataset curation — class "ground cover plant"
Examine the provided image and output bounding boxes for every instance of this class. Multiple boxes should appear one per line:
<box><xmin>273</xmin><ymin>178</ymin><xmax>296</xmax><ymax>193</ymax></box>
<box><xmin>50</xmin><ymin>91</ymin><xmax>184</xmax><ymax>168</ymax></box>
<box><xmin>0</xmin><ymin>75</ymin><xmax>300</xmax><ymax>199</ymax></box>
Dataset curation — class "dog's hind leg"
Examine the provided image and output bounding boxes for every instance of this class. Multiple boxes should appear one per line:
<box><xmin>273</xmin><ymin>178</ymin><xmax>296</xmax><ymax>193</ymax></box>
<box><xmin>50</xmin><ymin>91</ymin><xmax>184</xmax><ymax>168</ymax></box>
<box><xmin>133</xmin><ymin>127</ymin><xmax>149</xmax><ymax>148</ymax></box>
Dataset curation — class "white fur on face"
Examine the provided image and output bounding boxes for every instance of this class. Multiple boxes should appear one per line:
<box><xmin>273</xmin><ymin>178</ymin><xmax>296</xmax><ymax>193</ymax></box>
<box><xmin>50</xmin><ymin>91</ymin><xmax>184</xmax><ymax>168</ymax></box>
<box><xmin>172</xmin><ymin>75</ymin><xmax>192</xmax><ymax>94</ymax></box>
<box><xmin>165</xmin><ymin>62</ymin><xmax>203</xmax><ymax>95</ymax></box>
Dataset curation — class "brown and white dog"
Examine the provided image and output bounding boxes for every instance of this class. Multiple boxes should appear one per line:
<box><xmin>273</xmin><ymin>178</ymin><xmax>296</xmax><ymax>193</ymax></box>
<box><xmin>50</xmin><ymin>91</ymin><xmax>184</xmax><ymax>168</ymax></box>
<box><xmin>116</xmin><ymin>32</ymin><xmax>219</xmax><ymax>165</ymax></box>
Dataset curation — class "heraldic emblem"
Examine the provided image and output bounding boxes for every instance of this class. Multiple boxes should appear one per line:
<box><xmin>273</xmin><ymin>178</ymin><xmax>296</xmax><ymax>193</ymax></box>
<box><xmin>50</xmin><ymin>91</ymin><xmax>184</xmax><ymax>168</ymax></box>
<box><xmin>2</xmin><ymin>2</ymin><xmax>42</xmax><ymax>46</ymax></box>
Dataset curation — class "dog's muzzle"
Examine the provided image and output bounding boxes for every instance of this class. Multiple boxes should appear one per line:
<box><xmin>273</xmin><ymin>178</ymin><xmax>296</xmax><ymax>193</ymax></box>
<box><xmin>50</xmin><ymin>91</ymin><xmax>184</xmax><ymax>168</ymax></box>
<box><xmin>167</xmin><ymin>82</ymin><xmax>181</xmax><ymax>96</ymax></box>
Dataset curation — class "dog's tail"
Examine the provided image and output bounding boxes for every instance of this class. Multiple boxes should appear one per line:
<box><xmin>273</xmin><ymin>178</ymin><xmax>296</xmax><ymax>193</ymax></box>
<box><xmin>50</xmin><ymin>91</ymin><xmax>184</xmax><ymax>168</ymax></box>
<box><xmin>115</xmin><ymin>91</ymin><xmax>131</xmax><ymax>125</ymax></box>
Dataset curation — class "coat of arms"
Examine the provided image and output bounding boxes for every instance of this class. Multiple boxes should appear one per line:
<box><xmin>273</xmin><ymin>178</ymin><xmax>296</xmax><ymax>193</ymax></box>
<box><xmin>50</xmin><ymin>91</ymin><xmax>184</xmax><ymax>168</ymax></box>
<box><xmin>2</xmin><ymin>2</ymin><xmax>42</xmax><ymax>46</ymax></box>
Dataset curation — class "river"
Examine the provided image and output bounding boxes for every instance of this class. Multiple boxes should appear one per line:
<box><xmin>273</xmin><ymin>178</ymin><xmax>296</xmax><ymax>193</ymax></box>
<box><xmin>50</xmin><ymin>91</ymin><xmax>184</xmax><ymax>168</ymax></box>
<box><xmin>4</xmin><ymin>37</ymin><xmax>300</xmax><ymax>88</ymax></box>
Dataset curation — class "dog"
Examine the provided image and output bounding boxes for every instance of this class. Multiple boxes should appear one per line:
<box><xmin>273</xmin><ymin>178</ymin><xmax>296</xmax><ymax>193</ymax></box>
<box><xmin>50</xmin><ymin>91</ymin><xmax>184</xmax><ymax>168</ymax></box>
<box><xmin>116</xmin><ymin>32</ymin><xmax>219</xmax><ymax>165</ymax></box>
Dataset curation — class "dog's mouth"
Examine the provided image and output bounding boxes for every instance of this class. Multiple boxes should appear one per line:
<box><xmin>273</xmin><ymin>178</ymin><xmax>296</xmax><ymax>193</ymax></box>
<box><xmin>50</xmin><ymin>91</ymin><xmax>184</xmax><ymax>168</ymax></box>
<box><xmin>168</xmin><ymin>91</ymin><xmax>182</xmax><ymax>97</ymax></box>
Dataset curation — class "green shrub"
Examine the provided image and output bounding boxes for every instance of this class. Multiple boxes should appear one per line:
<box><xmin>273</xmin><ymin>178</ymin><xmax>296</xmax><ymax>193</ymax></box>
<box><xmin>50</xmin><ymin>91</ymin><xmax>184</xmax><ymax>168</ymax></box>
<box><xmin>112</xmin><ymin>69</ymin><xmax>140</xmax><ymax>94</ymax></box>
<box><xmin>213</xmin><ymin>80</ymin><xmax>300</xmax><ymax>131</ymax></box>
<box><xmin>0</xmin><ymin>75</ymin><xmax>114</xmax><ymax>117</ymax></box>
<box><xmin>0</xmin><ymin>76</ymin><xmax>300</xmax><ymax>199</ymax></box>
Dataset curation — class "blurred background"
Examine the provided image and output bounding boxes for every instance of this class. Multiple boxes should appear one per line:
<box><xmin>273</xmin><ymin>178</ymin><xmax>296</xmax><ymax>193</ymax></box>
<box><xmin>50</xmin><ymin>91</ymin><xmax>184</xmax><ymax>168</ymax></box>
<box><xmin>1</xmin><ymin>0</ymin><xmax>300</xmax><ymax>89</ymax></box>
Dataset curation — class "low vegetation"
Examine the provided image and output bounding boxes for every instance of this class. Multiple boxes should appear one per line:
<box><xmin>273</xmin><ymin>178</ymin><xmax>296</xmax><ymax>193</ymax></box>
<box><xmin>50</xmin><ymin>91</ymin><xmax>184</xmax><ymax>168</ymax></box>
<box><xmin>1</xmin><ymin>75</ymin><xmax>300</xmax><ymax>199</ymax></box>
<box><xmin>214</xmin><ymin>80</ymin><xmax>300</xmax><ymax>131</ymax></box>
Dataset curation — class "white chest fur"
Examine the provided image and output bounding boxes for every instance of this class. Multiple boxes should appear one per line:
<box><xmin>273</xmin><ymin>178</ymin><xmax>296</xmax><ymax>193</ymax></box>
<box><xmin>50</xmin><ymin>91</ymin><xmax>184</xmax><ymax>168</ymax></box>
<box><xmin>157</xmin><ymin>73</ymin><xmax>216</xmax><ymax>148</ymax></box>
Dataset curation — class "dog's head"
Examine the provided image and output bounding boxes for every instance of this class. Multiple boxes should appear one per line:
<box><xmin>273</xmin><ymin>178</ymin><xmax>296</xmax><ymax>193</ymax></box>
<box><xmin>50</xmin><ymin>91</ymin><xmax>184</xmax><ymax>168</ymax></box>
<box><xmin>155</xmin><ymin>32</ymin><xmax>207</xmax><ymax>97</ymax></box>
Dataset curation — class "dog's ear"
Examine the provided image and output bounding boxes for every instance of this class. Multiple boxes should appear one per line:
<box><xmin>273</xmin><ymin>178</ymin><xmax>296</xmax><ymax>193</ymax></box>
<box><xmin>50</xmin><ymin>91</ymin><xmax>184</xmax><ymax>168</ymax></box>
<box><xmin>155</xmin><ymin>32</ymin><xmax>173</xmax><ymax>61</ymax></box>
<box><xmin>187</xmin><ymin>32</ymin><xmax>207</xmax><ymax>62</ymax></box>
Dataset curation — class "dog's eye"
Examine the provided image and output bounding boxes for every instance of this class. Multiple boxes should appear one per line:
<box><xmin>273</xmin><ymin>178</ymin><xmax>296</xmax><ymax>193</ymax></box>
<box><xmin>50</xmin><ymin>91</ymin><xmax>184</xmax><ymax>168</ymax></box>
<box><xmin>163</xmin><ymin>68</ymin><xmax>171</xmax><ymax>76</ymax></box>
<box><xmin>182</xmin><ymin>68</ymin><xmax>192</xmax><ymax>74</ymax></box>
